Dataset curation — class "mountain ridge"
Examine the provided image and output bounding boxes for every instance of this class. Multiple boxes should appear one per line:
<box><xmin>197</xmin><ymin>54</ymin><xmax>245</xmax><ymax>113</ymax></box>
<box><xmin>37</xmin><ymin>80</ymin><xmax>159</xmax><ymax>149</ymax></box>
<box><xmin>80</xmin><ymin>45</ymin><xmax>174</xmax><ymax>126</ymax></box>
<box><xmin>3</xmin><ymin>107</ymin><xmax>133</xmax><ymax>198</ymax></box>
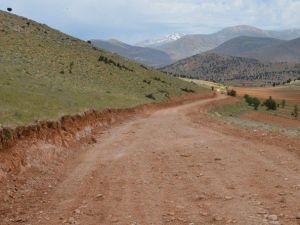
<box><xmin>209</xmin><ymin>36</ymin><xmax>300</xmax><ymax>63</ymax></box>
<box><xmin>149</xmin><ymin>25</ymin><xmax>300</xmax><ymax>61</ymax></box>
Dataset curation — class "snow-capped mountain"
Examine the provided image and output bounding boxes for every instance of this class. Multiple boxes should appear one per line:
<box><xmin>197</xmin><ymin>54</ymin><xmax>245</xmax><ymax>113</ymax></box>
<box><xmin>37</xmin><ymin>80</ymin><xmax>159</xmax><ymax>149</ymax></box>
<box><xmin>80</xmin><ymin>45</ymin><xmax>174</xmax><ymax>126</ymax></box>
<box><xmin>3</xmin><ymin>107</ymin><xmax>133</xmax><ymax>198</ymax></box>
<box><xmin>137</xmin><ymin>33</ymin><xmax>185</xmax><ymax>48</ymax></box>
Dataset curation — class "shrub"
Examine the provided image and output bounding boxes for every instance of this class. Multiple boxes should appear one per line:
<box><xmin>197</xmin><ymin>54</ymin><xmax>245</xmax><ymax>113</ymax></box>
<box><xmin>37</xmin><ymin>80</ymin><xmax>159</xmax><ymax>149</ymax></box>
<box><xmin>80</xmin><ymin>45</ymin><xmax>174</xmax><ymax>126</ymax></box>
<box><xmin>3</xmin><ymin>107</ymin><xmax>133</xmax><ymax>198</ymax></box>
<box><xmin>98</xmin><ymin>56</ymin><xmax>133</xmax><ymax>72</ymax></box>
<box><xmin>143</xmin><ymin>79</ymin><xmax>151</xmax><ymax>85</ymax></box>
<box><xmin>181</xmin><ymin>88</ymin><xmax>195</xmax><ymax>93</ymax></box>
<box><xmin>227</xmin><ymin>89</ymin><xmax>237</xmax><ymax>97</ymax></box>
<box><xmin>7</xmin><ymin>8</ymin><xmax>12</xmax><ymax>12</ymax></box>
<box><xmin>244</xmin><ymin>94</ymin><xmax>250</xmax><ymax>103</ymax></box>
<box><xmin>244</xmin><ymin>94</ymin><xmax>260</xmax><ymax>110</ymax></box>
<box><xmin>264</xmin><ymin>96</ymin><xmax>277</xmax><ymax>110</ymax></box>
<box><xmin>252</xmin><ymin>97</ymin><xmax>261</xmax><ymax>110</ymax></box>
<box><xmin>145</xmin><ymin>93</ymin><xmax>155</xmax><ymax>100</ymax></box>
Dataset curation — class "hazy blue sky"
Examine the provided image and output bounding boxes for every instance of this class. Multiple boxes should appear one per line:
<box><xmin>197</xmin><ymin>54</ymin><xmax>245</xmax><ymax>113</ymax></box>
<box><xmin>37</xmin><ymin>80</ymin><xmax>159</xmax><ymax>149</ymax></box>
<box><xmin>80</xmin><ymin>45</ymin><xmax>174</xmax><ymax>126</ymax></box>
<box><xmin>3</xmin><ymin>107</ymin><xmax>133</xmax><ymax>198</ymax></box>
<box><xmin>1</xmin><ymin>0</ymin><xmax>300</xmax><ymax>43</ymax></box>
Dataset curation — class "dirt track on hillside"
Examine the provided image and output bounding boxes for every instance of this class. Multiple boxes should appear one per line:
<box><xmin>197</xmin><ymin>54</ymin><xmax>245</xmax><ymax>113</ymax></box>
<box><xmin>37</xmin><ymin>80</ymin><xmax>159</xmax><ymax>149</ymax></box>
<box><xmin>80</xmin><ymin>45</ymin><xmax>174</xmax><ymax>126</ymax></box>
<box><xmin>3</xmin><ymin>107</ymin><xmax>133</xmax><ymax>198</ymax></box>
<box><xmin>1</xmin><ymin>94</ymin><xmax>300</xmax><ymax>225</ymax></box>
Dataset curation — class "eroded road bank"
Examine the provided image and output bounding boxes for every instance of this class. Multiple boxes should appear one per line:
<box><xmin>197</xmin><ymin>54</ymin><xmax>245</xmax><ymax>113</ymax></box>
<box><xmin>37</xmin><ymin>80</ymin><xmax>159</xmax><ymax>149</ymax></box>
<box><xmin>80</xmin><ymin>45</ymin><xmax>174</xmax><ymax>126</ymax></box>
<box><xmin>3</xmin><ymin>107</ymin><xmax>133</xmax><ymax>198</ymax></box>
<box><xmin>1</xmin><ymin>94</ymin><xmax>300</xmax><ymax>225</ymax></box>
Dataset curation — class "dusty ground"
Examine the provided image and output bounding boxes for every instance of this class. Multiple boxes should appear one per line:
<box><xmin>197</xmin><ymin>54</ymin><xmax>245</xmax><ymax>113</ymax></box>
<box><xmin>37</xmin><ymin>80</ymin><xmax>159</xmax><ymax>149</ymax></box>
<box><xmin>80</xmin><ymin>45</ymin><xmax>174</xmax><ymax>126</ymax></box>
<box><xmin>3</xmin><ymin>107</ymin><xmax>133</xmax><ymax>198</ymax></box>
<box><xmin>1</xmin><ymin>94</ymin><xmax>300</xmax><ymax>225</ymax></box>
<box><xmin>243</xmin><ymin>111</ymin><xmax>300</xmax><ymax>129</ymax></box>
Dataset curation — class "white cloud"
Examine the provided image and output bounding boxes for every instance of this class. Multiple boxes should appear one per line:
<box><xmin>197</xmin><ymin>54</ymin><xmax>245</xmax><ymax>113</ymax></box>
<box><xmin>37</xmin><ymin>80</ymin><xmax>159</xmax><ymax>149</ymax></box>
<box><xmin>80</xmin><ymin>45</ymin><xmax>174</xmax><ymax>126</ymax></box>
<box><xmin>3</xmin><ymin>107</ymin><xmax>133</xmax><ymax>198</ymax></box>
<box><xmin>1</xmin><ymin>0</ymin><xmax>300</xmax><ymax>43</ymax></box>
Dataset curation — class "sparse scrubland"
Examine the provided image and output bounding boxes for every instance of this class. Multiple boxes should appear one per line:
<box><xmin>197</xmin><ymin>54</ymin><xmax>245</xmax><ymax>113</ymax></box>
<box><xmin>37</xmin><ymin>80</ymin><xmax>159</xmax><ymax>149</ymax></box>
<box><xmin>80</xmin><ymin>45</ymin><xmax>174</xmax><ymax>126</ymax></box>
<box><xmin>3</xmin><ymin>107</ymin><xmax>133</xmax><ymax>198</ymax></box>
<box><xmin>162</xmin><ymin>53</ymin><xmax>300</xmax><ymax>86</ymax></box>
<box><xmin>210</xmin><ymin>83</ymin><xmax>300</xmax><ymax>133</ymax></box>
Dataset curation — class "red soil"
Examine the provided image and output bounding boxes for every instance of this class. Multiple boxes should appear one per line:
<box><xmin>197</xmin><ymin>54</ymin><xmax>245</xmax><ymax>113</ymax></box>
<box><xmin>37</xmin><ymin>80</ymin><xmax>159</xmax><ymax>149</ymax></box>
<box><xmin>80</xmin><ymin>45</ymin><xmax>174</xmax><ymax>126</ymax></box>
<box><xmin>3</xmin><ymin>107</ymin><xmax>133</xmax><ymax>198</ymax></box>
<box><xmin>234</xmin><ymin>87</ymin><xmax>300</xmax><ymax>104</ymax></box>
<box><xmin>243</xmin><ymin>111</ymin><xmax>300</xmax><ymax>128</ymax></box>
<box><xmin>0</xmin><ymin>93</ymin><xmax>299</xmax><ymax>225</ymax></box>
<box><xmin>0</xmin><ymin>92</ymin><xmax>216</xmax><ymax>178</ymax></box>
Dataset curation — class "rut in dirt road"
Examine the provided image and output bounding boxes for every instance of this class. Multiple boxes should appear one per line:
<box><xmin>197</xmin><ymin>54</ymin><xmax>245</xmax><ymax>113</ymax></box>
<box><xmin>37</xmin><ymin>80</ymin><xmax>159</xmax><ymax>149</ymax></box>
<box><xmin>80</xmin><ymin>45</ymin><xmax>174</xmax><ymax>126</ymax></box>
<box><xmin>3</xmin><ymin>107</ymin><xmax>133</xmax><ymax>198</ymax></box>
<box><xmin>2</xmin><ymin>95</ymin><xmax>300</xmax><ymax>225</ymax></box>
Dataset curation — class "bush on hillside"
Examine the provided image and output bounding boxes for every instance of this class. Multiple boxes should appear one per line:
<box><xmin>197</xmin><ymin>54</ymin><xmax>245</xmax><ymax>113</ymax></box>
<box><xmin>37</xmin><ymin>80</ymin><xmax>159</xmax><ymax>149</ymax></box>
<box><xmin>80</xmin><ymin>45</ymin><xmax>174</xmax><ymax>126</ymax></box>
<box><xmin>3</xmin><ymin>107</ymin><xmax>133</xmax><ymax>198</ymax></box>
<box><xmin>145</xmin><ymin>93</ymin><xmax>156</xmax><ymax>100</ymax></box>
<box><xmin>98</xmin><ymin>55</ymin><xmax>134</xmax><ymax>72</ymax></box>
<box><xmin>244</xmin><ymin>94</ymin><xmax>250</xmax><ymax>103</ymax></box>
<box><xmin>244</xmin><ymin>94</ymin><xmax>261</xmax><ymax>110</ymax></box>
<box><xmin>251</xmin><ymin>97</ymin><xmax>260</xmax><ymax>110</ymax></box>
<box><xmin>264</xmin><ymin>96</ymin><xmax>277</xmax><ymax>110</ymax></box>
<box><xmin>143</xmin><ymin>79</ymin><xmax>151</xmax><ymax>85</ymax></box>
<box><xmin>227</xmin><ymin>89</ymin><xmax>237</xmax><ymax>97</ymax></box>
<box><xmin>181</xmin><ymin>87</ymin><xmax>195</xmax><ymax>93</ymax></box>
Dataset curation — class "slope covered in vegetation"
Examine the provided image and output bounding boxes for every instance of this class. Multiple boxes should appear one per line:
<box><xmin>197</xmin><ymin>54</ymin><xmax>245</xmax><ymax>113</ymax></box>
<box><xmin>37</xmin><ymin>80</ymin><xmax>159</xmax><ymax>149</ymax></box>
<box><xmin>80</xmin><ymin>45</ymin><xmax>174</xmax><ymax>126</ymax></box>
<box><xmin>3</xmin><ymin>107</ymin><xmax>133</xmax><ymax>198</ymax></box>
<box><xmin>0</xmin><ymin>11</ymin><xmax>204</xmax><ymax>126</ymax></box>
<box><xmin>162</xmin><ymin>53</ymin><xmax>300</xmax><ymax>86</ymax></box>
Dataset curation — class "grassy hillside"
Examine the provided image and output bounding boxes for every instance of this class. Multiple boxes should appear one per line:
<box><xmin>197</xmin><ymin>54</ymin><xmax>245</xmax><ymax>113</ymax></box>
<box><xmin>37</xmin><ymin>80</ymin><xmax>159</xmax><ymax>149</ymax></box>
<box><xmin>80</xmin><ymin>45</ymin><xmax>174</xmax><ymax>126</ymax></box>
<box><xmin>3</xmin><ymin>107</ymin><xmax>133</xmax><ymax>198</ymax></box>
<box><xmin>0</xmin><ymin>11</ymin><xmax>205</xmax><ymax>127</ymax></box>
<box><xmin>161</xmin><ymin>53</ymin><xmax>300</xmax><ymax>86</ymax></box>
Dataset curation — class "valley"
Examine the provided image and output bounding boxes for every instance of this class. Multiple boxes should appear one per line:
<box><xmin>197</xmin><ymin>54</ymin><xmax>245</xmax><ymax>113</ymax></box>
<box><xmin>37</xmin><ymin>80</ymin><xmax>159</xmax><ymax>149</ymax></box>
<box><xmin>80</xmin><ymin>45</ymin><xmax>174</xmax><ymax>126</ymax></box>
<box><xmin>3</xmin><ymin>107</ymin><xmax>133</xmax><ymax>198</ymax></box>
<box><xmin>0</xmin><ymin>5</ymin><xmax>300</xmax><ymax>225</ymax></box>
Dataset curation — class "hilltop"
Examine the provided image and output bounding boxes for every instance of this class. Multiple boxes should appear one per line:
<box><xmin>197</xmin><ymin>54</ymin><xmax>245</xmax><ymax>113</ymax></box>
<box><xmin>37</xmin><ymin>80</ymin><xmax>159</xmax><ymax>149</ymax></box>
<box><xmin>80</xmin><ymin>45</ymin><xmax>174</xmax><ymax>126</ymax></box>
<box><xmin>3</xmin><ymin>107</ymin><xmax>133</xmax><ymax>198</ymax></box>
<box><xmin>0</xmin><ymin>11</ymin><xmax>203</xmax><ymax>126</ymax></box>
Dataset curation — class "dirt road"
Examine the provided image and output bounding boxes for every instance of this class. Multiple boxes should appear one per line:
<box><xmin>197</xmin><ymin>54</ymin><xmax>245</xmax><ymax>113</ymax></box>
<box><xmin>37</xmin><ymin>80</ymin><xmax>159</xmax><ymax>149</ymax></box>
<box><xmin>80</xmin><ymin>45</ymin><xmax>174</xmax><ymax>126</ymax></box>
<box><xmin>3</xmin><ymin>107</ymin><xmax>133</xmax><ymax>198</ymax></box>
<box><xmin>1</xmin><ymin>95</ymin><xmax>300</xmax><ymax>225</ymax></box>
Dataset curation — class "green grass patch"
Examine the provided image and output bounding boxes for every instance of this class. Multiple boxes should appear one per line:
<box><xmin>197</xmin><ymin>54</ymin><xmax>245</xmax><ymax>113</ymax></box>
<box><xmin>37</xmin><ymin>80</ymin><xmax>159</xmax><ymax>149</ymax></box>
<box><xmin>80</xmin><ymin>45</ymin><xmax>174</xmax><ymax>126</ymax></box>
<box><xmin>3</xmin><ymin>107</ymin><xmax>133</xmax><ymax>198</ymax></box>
<box><xmin>210</xmin><ymin>100</ymin><xmax>252</xmax><ymax>117</ymax></box>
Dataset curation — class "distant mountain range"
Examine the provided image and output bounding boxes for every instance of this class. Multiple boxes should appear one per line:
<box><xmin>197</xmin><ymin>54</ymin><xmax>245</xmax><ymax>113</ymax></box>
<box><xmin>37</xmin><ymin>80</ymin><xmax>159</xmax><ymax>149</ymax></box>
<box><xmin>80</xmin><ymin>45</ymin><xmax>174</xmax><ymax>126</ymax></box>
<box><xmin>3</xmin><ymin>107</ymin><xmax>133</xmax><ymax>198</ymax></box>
<box><xmin>149</xmin><ymin>25</ymin><xmax>300</xmax><ymax>61</ymax></box>
<box><xmin>161</xmin><ymin>53</ymin><xmax>300</xmax><ymax>86</ymax></box>
<box><xmin>90</xmin><ymin>39</ymin><xmax>172</xmax><ymax>68</ymax></box>
<box><xmin>91</xmin><ymin>25</ymin><xmax>300</xmax><ymax>68</ymax></box>
<box><xmin>210</xmin><ymin>36</ymin><xmax>300</xmax><ymax>63</ymax></box>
